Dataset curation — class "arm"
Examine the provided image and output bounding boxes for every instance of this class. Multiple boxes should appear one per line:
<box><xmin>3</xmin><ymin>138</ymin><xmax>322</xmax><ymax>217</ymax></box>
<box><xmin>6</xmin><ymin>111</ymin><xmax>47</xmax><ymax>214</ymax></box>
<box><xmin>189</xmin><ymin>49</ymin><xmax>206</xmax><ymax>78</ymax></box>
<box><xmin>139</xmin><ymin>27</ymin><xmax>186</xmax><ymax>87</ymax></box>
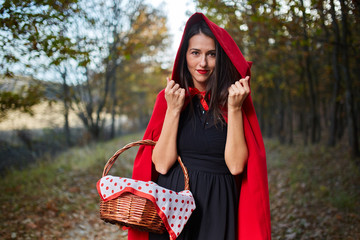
<box><xmin>152</xmin><ymin>79</ymin><xmax>185</xmax><ymax>175</ymax></box>
<box><xmin>225</xmin><ymin>76</ymin><xmax>250</xmax><ymax>175</ymax></box>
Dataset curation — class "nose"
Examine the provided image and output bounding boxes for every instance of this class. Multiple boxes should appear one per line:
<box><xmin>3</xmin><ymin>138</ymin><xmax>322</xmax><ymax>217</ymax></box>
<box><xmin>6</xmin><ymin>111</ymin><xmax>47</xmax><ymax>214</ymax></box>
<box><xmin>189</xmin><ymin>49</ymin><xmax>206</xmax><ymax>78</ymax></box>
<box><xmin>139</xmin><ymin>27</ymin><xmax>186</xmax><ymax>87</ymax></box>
<box><xmin>199</xmin><ymin>54</ymin><xmax>207</xmax><ymax>68</ymax></box>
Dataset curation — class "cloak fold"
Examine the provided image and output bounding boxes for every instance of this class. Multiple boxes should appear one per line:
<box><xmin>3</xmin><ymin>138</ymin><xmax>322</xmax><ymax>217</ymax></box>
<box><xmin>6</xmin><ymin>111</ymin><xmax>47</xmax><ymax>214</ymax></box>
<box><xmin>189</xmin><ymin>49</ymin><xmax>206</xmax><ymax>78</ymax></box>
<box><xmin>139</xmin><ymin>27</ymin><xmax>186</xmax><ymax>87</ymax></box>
<box><xmin>129</xmin><ymin>12</ymin><xmax>271</xmax><ymax>240</ymax></box>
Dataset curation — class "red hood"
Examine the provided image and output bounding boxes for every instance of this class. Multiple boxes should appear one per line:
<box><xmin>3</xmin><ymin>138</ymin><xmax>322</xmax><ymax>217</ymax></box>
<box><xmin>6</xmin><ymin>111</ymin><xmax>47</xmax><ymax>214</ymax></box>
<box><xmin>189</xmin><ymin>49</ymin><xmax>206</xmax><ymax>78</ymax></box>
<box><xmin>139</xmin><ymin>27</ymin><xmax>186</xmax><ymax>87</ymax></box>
<box><xmin>171</xmin><ymin>12</ymin><xmax>252</xmax><ymax>83</ymax></box>
<box><xmin>129</xmin><ymin>12</ymin><xmax>271</xmax><ymax>240</ymax></box>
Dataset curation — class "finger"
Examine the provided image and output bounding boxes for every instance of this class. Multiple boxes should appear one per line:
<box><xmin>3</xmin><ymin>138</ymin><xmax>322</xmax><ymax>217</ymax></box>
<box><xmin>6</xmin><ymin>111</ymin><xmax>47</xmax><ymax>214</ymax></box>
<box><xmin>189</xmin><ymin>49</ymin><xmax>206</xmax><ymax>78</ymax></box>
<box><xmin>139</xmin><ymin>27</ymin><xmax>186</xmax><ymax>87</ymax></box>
<box><xmin>174</xmin><ymin>88</ymin><xmax>181</xmax><ymax>95</ymax></box>
<box><xmin>240</xmin><ymin>76</ymin><xmax>249</xmax><ymax>83</ymax></box>
<box><xmin>239</xmin><ymin>75</ymin><xmax>249</xmax><ymax>81</ymax></box>
<box><xmin>170</xmin><ymin>84</ymin><xmax>180</xmax><ymax>95</ymax></box>
<box><xmin>235</xmin><ymin>81</ymin><xmax>243</xmax><ymax>89</ymax></box>
<box><xmin>233</xmin><ymin>82</ymin><xmax>247</xmax><ymax>96</ymax></box>
<box><xmin>172</xmin><ymin>83</ymin><xmax>180</xmax><ymax>92</ymax></box>
<box><xmin>178</xmin><ymin>88</ymin><xmax>186</xmax><ymax>100</ymax></box>
<box><xmin>180</xmin><ymin>88</ymin><xmax>185</xmax><ymax>97</ymax></box>
<box><xmin>177</xmin><ymin>87</ymin><xmax>184</xmax><ymax>93</ymax></box>
<box><xmin>166</xmin><ymin>77</ymin><xmax>170</xmax><ymax>88</ymax></box>
<box><xmin>228</xmin><ymin>86</ymin><xmax>235</xmax><ymax>95</ymax></box>
<box><xmin>231</xmin><ymin>84</ymin><xmax>238</xmax><ymax>93</ymax></box>
<box><xmin>165</xmin><ymin>80</ymin><xmax>175</xmax><ymax>93</ymax></box>
<box><xmin>242</xmin><ymin>76</ymin><xmax>250</xmax><ymax>92</ymax></box>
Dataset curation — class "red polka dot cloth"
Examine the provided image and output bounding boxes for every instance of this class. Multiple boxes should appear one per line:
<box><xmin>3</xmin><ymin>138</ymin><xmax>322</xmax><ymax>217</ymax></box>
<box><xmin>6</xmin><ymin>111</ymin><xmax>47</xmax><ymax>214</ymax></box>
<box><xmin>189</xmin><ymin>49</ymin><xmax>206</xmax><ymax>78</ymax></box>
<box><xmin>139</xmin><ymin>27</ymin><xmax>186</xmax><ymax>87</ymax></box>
<box><xmin>97</xmin><ymin>175</ymin><xmax>196</xmax><ymax>239</ymax></box>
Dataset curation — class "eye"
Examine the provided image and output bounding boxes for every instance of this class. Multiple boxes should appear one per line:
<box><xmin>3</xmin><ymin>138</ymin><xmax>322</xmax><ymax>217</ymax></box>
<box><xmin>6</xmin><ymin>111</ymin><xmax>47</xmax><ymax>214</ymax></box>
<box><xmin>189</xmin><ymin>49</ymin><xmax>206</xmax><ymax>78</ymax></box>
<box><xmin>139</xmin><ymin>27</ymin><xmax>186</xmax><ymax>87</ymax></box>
<box><xmin>191</xmin><ymin>51</ymin><xmax>200</xmax><ymax>56</ymax></box>
<box><xmin>209</xmin><ymin>52</ymin><xmax>216</xmax><ymax>57</ymax></box>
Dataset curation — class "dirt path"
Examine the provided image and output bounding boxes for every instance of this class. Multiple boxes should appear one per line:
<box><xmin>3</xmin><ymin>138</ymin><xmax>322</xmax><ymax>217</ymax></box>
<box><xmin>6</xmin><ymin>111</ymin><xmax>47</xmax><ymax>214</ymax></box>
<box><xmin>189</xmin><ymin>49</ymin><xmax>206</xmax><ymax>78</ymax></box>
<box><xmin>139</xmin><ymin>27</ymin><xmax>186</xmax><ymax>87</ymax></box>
<box><xmin>1</xmin><ymin>137</ymin><xmax>359</xmax><ymax>239</ymax></box>
<box><xmin>266</xmin><ymin>139</ymin><xmax>360</xmax><ymax>239</ymax></box>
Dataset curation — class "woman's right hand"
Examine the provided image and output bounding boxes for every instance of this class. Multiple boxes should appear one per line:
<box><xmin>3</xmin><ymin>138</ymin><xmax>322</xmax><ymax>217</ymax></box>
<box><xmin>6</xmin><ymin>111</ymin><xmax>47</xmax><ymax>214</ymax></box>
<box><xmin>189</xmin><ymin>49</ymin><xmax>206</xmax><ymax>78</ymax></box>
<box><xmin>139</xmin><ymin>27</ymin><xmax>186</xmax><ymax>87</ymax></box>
<box><xmin>164</xmin><ymin>78</ymin><xmax>185</xmax><ymax>113</ymax></box>
<box><xmin>152</xmin><ymin>78</ymin><xmax>185</xmax><ymax>175</ymax></box>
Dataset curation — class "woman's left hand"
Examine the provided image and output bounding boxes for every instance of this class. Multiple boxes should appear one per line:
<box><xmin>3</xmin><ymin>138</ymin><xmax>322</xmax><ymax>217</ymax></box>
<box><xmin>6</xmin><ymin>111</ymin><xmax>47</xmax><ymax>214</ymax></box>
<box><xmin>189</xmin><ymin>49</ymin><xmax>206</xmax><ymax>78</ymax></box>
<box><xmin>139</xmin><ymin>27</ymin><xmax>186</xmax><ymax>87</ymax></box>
<box><xmin>227</xmin><ymin>76</ymin><xmax>250</xmax><ymax>111</ymax></box>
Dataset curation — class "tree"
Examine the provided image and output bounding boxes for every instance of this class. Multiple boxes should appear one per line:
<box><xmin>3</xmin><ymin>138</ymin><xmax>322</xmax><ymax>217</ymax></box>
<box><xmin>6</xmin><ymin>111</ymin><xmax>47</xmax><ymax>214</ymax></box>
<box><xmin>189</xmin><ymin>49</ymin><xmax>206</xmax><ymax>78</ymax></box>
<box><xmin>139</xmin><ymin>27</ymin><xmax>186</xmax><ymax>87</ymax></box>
<box><xmin>326</xmin><ymin>0</ymin><xmax>342</xmax><ymax>147</ymax></box>
<box><xmin>71</xmin><ymin>0</ymin><xmax>169</xmax><ymax>140</ymax></box>
<box><xmin>193</xmin><ymin>0</ymin><xmax>360</xmax><ymax>157</ymax></box>
<box><xmin>0</xmin><ymin>0</ymin><xmax>90</xmax><ymax>142</ymax></box>
<box><xmin>339</xmin><ymin>0</ymin><xmax>359</xmax><ymax>158</ymax></box>
<box><xmin>0</xmin><ymin>81</ymin><xmax>44</xmax><ymax>121</ymax></box>
<box><xmin>0</xmin><ymin>0</ymin><xmax>85</xmax><ymax>74</ymax></box>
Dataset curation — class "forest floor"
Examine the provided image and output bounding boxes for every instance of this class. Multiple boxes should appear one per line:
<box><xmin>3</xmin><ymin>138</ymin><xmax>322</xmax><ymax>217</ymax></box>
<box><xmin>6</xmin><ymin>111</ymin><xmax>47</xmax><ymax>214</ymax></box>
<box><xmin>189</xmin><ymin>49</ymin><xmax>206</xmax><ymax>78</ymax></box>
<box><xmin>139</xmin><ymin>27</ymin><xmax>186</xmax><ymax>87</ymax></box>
<box><xmin>0</xmin><ymin>132</ymin><xmax>359</xmax><ymax>240</ymax></box>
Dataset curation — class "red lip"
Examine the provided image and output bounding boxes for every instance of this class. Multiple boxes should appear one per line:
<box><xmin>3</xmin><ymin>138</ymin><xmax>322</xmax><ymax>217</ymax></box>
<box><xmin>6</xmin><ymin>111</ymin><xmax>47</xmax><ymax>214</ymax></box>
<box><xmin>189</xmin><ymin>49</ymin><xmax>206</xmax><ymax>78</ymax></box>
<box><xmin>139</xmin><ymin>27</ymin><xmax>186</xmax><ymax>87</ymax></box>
<box><xmin>197</xmin><ymin>70</ymin><xmax>209</xmax><ymax>74</ymax></box>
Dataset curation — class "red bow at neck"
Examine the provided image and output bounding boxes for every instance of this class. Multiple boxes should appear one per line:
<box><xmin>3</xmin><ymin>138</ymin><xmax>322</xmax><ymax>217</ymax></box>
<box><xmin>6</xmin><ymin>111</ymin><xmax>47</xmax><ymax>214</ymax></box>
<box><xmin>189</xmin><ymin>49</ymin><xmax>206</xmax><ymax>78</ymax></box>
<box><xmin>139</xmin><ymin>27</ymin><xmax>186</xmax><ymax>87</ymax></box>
<box><xmin>188</xmin><ymin>87</ymin><xmax>209</xmax><ymax>111</ymax></box>
<box><xmin>186</xmin><ymin>87</ymin><xmax>228</xmax><ymax>122</ymax></box>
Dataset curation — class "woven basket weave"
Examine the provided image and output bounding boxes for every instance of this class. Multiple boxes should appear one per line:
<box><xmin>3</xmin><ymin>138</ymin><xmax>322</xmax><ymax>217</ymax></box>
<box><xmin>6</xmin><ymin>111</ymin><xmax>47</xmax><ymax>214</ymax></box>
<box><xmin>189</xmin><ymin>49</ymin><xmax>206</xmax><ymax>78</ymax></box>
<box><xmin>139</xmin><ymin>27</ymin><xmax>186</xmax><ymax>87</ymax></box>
<box><xmin>99</xmin><ymin>140</ymin><xmax>190</xmax><ymax>234</ymax></box>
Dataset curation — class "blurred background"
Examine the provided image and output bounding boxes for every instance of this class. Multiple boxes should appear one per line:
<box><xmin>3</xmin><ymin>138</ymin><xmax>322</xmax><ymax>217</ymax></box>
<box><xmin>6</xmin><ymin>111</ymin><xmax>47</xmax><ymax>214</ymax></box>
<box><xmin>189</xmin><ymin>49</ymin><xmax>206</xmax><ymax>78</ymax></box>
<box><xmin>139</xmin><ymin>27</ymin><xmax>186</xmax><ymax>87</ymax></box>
<box><xmin>0</xmin><ymin>0</ymin><xmax>359</xmax><ymax>239</ymax></box>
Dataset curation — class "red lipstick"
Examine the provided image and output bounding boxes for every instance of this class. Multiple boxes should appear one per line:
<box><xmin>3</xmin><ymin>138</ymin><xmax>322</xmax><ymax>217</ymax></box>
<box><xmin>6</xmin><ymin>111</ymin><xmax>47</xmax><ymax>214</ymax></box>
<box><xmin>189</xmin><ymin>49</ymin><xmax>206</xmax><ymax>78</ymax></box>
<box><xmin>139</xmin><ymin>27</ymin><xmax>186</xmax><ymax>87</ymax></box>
<box><xmin>197</xmin><ymin>70</ymin><xmax>208</xmax><ymax>74</ymax></box>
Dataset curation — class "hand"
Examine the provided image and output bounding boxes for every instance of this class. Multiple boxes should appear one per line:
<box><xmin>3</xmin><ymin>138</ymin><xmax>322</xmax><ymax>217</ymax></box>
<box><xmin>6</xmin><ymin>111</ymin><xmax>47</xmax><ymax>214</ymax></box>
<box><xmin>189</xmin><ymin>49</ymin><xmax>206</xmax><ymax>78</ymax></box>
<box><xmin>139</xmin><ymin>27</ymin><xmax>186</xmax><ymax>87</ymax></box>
<box><xmin>164</xmin><ymin>78</ymin><xmax>185</xmax><ymax>113</ymax></box>
<box><xmin>227</xmin><ymin>76</ymin><xmax>250</xmax><ymax>111</ymax></box>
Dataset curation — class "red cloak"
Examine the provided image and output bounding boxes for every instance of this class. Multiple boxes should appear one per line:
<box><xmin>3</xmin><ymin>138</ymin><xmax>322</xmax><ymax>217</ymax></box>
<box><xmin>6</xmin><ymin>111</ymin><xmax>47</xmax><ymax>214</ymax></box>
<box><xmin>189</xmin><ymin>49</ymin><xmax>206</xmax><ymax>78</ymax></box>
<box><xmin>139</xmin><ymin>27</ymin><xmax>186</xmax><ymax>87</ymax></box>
<box><xmin>129</xmin><ymin>12</ymin><xmax>271</xmax><ymax>240</ymax></box>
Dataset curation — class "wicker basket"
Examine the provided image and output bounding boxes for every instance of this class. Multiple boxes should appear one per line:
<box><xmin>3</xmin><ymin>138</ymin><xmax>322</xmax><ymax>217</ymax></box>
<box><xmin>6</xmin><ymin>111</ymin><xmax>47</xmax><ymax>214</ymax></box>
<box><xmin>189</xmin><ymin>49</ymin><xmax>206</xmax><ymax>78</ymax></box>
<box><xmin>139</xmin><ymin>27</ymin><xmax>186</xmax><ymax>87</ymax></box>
<box><xmin>99</xmin><ymin>140</ymin><xmax>190</xmax><ymax>234</ymax></box>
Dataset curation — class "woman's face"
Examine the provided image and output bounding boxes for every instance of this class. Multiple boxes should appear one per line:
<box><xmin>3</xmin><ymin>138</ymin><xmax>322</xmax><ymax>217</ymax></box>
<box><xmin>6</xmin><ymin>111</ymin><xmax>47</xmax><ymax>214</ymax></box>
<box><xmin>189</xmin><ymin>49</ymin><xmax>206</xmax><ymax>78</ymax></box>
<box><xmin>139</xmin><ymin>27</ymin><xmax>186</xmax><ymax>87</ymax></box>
<box><xmin>186</xmin><ymin>33</ymin><xmax>216</xmax><ymax>92</ymax></box>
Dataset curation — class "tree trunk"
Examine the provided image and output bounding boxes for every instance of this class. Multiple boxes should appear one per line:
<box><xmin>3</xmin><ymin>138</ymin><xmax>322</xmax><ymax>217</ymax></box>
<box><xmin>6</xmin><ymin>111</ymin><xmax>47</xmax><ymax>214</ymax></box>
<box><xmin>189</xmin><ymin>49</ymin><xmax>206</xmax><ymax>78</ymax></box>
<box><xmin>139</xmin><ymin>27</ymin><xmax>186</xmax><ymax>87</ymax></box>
<box><xmin>280</xmin><ymin>52</ymin><xmax>293</xmax><ymax>145</ymax></box>
<box><xmin>258</xmin><ymin>87</ymin><xmax>266</xmax><ymax>135</ymax></box>
<box><xmin>110</xmin><ymin>73</ymin><xmax>117</xmax><ymax>139</ymax></box>
<box><xmin>337</xmin><ymin>103</ymin><xmax>346</xmax><ymax>141</ymax></box>
<box><xmin>300</xmin><ymin>0</ymin><xmax>319</xmax><ymax>144</ymax></box>
<box><xmin>297</xmin><ymin>41</ymin><xmax>308</xmax><ymax>145</ymax></box>
<box><xmin>274</xmin><ymin>75</ymin><xmax>285</xmax><ymax>143</ymax></box>
<box><xmin>61</xmin><ymin>67</ymin><xmax>71</xmax><ymax>146</ymax></box>
<box><xmin>266</xmin><ymin>99</ymin><xmax>274</xmax><ymax>139</ymax></box>
<box><xmin>328</xmin><ymin>0</ymin><xmax>342</xmax><ymax>146</ymax></box>
<box><xmin>339</xmin><ymin>0</ymin><xmax>360</xmax><ymax>158</ymax></box>
<box><xmin>287</xmin><ymin>93</ymin><xmax>294</xmax><ymax>145</ymax></box>
<box><xmin>93</xmin><ymin>66</ymin><xmax>112</xmax><ymax>139</ymax></box>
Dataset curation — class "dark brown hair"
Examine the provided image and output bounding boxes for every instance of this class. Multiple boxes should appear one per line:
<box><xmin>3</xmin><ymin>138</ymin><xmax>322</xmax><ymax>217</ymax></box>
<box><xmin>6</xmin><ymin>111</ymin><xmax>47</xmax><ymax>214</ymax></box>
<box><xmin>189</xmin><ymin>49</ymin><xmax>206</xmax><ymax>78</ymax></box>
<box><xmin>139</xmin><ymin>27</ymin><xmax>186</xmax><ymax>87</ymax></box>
<box><xmin>176</xmin><ymin>20</ymin><xmax>241</xmax><ymax>123</ymax></box>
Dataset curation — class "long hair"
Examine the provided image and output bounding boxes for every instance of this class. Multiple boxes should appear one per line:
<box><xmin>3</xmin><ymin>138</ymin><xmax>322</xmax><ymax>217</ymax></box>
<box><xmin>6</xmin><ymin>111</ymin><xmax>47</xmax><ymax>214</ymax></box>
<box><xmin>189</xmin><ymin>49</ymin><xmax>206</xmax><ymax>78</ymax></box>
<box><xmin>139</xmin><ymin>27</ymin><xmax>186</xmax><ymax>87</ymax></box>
<box><xmin>176</xmin><ymin>20</ymin><xmax>241</xmax><ymax>124</ymax></box>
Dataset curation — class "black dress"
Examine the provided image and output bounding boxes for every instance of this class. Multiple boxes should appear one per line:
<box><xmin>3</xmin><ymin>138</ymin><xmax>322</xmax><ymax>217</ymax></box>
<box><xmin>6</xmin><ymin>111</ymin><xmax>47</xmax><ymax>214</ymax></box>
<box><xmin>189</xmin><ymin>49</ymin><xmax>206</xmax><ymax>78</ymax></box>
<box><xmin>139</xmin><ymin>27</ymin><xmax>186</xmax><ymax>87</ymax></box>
<box><xmin>149</xmin><ymin>98</ymin><xmax>239</xmax><ymax>240</ymax></box>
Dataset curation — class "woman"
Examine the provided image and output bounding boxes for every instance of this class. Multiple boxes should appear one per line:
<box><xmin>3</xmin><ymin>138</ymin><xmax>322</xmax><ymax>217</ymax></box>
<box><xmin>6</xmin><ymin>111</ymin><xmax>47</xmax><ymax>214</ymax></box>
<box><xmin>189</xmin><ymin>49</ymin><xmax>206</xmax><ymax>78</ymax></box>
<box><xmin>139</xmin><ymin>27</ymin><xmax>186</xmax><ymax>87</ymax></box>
<box><xmin>129</xmin><ymin>13</ymin><xmax>271</xmax><ymax>240</ymax></box>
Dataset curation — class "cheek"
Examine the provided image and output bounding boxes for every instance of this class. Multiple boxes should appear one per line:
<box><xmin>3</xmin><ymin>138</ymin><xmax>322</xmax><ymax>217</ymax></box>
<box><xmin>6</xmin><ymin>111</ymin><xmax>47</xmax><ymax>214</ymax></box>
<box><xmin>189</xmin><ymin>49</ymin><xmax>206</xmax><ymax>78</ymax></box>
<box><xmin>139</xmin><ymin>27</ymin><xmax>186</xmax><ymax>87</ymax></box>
<box><xmin>186</xmin><ymin>57</ymin><xmax>196</xmax><ymax>70</ymax></box>
<box><xmin>209</xmin><ymin>59</ymin><xmax>216</xmax><ymax>70</ymax></box>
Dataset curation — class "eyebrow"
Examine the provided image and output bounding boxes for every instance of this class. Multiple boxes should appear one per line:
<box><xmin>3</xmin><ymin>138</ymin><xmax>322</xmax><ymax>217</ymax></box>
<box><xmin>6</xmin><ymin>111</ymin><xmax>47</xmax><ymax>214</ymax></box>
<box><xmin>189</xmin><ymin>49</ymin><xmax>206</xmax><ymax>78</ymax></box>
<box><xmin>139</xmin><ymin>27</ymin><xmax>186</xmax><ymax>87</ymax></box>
<box><xmin>189</xmin><ymin>48</ymin><xmax>216</xmax><ymax>52</ymax></box>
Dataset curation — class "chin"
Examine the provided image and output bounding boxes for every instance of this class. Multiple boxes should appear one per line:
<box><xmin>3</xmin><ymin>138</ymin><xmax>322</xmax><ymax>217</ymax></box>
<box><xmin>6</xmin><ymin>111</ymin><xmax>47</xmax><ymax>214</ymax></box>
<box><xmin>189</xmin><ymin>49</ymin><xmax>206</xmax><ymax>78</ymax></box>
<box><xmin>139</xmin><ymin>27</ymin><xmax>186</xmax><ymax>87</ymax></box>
<box><xmin>193</xmin><ymin>79</ymin><xmax>208</xmax><ymax>88</ymax></box>
<box><xmin>197</xmin><ymin>76</ymin><xmax>210</xmax><ymax>83</ymax></box>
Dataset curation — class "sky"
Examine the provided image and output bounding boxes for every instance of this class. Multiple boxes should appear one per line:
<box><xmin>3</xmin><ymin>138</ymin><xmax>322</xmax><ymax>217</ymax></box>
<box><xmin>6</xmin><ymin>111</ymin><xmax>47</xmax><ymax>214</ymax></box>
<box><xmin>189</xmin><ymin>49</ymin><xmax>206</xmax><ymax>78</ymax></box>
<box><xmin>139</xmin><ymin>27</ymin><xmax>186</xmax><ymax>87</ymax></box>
<box><xmin>146</xmin><ymin>0</ymin><xmax>197</xmax><ymax>56</ymax></box>
<box><xmin>8</xmin><ymin>0</ymin><xmax>198</xmax><ymax>81</ymax></box>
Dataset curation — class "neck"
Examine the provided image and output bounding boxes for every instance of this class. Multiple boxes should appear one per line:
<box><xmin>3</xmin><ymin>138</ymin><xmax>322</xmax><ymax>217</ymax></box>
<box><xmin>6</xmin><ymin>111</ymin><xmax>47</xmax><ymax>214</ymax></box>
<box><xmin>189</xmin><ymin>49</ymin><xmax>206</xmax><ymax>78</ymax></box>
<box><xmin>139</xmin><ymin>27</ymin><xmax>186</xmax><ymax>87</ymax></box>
<box><xmin>193</xmin><ymin>82</ymin><xmax>207</xmax><ymax>92</ymax></box>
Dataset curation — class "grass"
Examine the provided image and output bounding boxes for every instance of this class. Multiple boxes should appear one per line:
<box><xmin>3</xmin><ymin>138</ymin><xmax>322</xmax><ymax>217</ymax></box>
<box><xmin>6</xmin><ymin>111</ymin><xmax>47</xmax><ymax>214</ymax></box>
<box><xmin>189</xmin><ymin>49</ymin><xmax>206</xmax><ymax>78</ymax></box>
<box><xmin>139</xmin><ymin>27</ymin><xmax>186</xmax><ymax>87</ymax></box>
<box><xmin>1</xmin><ymin>132</ymin><xmax>359</xmax><ymax>239</ymax></box>
<box><xmin>1</xmin><ymin>132</ymin><xmax>140</xmax><ymax>198</ymax></box>
<box><xmin>0</xmin><ymin>131</ymin><xmax>144</xmax><ymax>239</ymax></box>
<box><xmin>266</xmin><ymin>138</ymin><xmax>360</xmax><ymax>239</ymax></box>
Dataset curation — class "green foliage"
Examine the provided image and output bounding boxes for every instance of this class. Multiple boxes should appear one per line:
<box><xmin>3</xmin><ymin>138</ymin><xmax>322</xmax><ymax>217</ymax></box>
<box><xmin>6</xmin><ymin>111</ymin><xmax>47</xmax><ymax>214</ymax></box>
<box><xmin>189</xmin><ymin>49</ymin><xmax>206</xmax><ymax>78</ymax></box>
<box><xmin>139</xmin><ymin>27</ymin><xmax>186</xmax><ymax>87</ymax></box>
<box><xmin>71</xmin><ymin>2</ymin><xmax>170</xmax><ymax>139</ymax></box>
<box><xmin>194</xmin><ymin>0</ymin><xmax>360</xmax><ymax>149</ymax></box>
<box><xmin>112</xmin><ymin>5</ymin><xmax>170</xmax><ymax>118</ymax></box>
<box><xmin>0</xmin><ymin>84</ymin><xmax>44</xmax><ymax>121</ymax></box>
<box><xmin>1</xmin><ymin>0</ymin><xmax>169</xmax><ymax>140</ymax></box>
<box><xmin>0</xmin><ymin>0</ymin><xmax>89</xmax><ymax>72</ymax></box>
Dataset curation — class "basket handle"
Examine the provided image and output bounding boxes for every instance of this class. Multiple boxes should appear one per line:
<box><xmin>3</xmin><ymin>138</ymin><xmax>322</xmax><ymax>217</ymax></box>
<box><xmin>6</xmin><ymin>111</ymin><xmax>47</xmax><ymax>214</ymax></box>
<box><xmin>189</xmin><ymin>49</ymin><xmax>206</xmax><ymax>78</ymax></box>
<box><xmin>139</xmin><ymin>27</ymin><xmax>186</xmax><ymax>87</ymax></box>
<box><xmin>102</xmin><ymin>139</ymin><xmax>190</xmax><ymax>191</ymax></box>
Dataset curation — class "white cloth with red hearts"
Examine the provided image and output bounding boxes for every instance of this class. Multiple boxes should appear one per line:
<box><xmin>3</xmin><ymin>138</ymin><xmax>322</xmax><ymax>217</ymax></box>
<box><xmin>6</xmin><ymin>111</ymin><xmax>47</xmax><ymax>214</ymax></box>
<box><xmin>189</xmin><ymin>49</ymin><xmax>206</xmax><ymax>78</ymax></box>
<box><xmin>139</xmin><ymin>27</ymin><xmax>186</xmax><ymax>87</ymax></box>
<box><xmin>97</xmin><ymin>175</ymin><xmax>196</xmax><ymax>239</ymax></box>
